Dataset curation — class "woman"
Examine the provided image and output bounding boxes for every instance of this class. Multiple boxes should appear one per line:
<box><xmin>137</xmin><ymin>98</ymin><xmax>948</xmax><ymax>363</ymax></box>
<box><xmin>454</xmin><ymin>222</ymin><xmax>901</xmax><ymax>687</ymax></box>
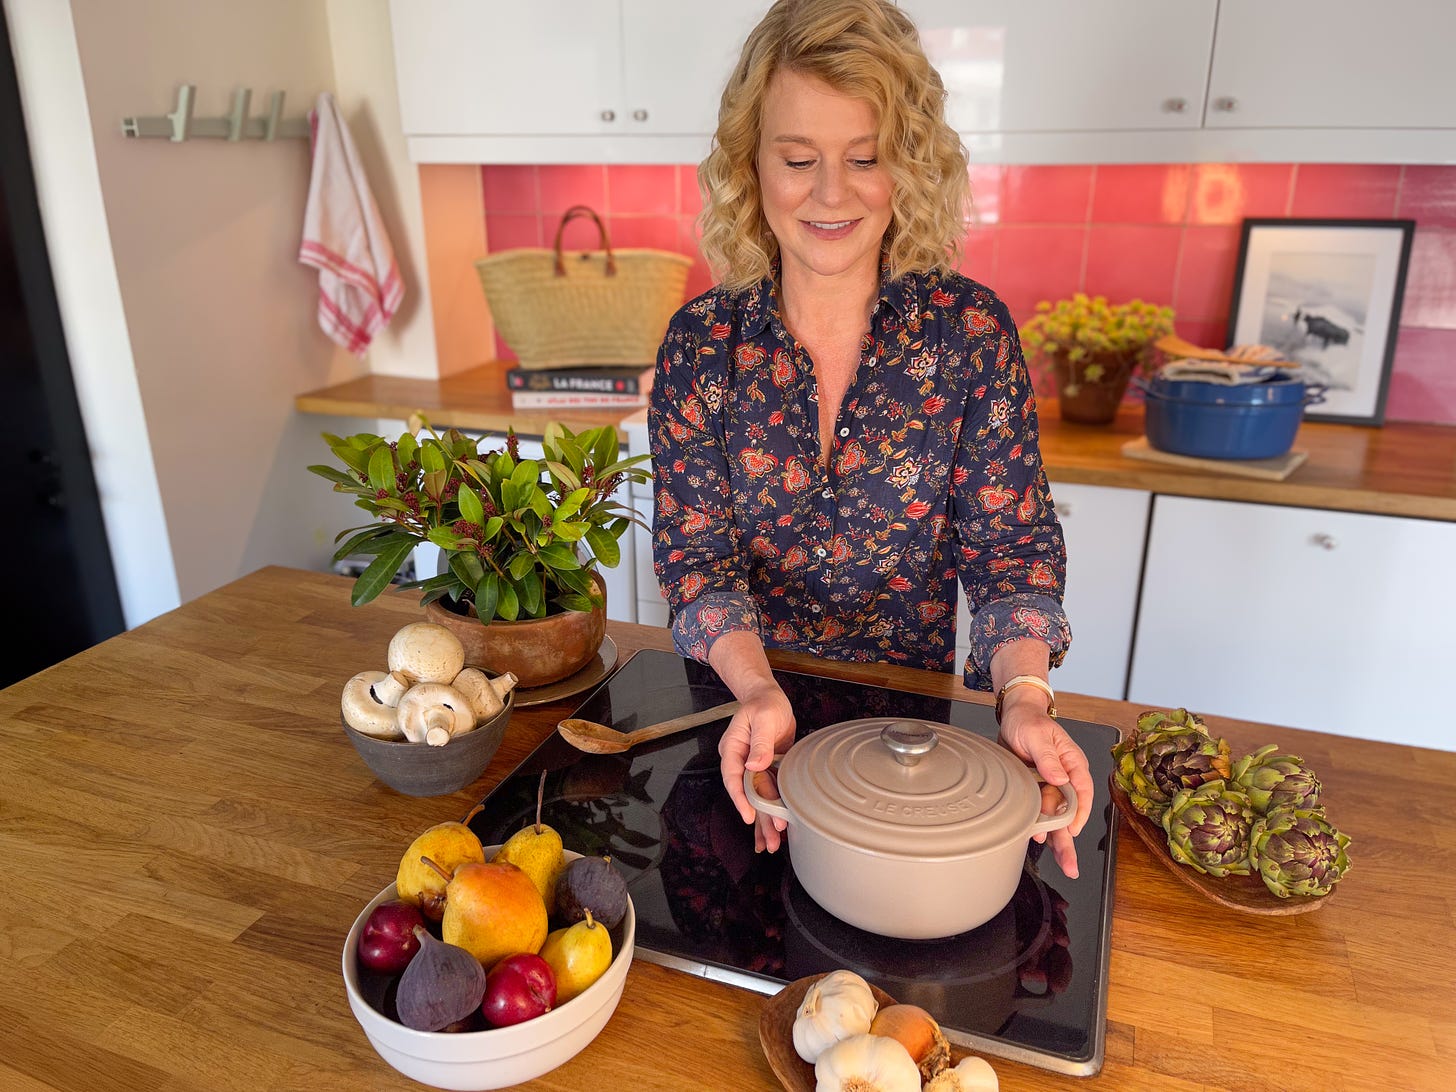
<box><xmin>649</xmin><ymin>0</ymin><xmax>1093</xmax><ymax>877</ymax></box>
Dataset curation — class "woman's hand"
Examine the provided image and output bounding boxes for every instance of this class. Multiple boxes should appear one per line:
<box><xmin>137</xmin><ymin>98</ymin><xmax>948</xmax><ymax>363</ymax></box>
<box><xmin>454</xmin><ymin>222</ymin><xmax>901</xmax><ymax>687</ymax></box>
<box><xmin>718</xmin><ymin>679</ymin><xmax>796</xmax><ymax>853</ymax></box>
<box><xmin>997</xmin><ymin>687</ymin><xmax>1094</xmax><ymax>879</ymax></box>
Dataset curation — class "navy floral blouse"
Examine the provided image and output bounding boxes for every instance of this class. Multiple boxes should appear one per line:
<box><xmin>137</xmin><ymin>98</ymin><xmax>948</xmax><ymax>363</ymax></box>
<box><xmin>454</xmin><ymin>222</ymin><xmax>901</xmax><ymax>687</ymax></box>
<box><xmin>648</xmin><ymin>267</ymin><xmax>1071</xmax><ymax>691</ymax></box>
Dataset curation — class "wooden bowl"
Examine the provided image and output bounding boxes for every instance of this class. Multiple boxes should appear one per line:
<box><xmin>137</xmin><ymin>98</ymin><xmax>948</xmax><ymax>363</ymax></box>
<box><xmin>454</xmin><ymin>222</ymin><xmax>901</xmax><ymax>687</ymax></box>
<box><xmin>341</xmin><ymin>692</ymin><xmax>513</xmax><ymax>797</ymax></box>
<box><xmin>1109</xmin><ymin>776</ymin><xmax>1329</xmax><ymax>916</ymax></box>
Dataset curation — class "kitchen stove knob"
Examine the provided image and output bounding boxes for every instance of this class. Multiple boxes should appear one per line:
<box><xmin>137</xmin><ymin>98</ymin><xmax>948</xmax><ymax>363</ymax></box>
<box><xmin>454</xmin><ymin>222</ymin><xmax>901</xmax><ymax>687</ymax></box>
<box><xmin>1311</xmin><ymin>533</ymin><xmax>1337</xmax><ymax>551</ymax></box>
<box><xmin>632</xmin><ymin>109</ymin><xmax>648</xmax><ymax>122</ymax></box>
<box><xmin>600</xmin><ymin>109</ymin><xmax>616</xmax><ymax>122</ymax></box>
<box><xmin>1212</xmin><ymin>96</ymin><xmax>1239</xmax><ymax>112</ymax></box>
<box><xmin>1161</xmin><ymin>97</ymin><xmax>1187</xmax><ymax>113</ymax></box>
<box><xmin>880</xmin><ymin>721</ymin><xmax>938</xmax><ymax>767</ymax></box>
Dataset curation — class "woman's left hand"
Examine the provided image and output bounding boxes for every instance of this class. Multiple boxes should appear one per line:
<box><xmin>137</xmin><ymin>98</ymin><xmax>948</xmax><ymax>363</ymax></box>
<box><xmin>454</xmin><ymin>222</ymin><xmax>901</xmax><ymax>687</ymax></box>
<box><xmin>997</xmin><ymin>689</ymin><xmax>1094</xmax><ymax>879</ymax></box>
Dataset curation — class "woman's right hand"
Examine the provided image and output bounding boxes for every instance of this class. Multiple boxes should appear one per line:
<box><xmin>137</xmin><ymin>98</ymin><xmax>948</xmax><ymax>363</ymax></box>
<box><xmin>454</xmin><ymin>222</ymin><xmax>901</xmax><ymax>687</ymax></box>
<box><xmin>718</xmin><ymin>680</ymin><xmax>796</xmax><ymax>853</ymax></box>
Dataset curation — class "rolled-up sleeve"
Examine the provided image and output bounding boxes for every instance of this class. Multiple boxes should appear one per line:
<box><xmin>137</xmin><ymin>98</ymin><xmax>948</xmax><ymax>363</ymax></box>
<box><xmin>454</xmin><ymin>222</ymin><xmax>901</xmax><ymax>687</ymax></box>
<box><xmin>949</xmin><ymin>315</ymin><xmax>1072</xmax><ymax>690</ymax></box>
<box><xmin>648</xmin><ymin>317</ymin><xmax>761</xmax><ymax>662</ymax></box>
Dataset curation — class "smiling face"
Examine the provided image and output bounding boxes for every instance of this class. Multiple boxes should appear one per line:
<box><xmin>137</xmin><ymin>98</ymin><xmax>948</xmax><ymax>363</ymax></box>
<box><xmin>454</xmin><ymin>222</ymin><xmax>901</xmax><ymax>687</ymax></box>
<box><xmin>756</xmin><ymin>68</ymin><xmax>893</xmax><ymax>289</ymax></box>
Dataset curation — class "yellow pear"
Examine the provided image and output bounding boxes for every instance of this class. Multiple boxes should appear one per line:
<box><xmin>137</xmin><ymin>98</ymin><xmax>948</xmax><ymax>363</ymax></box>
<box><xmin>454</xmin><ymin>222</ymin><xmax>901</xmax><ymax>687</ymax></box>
<box><xmin>396</xmin><ymin>806</ymin><xmax>486</xmax><ymax>922</ymax></box>
<box><xmin>538</xmin><ymin>909</ymin><xmax>613</xmax><ymax>1003</ymax></box>
<box><xmin>440</xmin><ymin>860</ymin><xmax>548</xmax><ymax>968</ymax></box>
<box><xmin>492</xmin><ymin>771</ymin><xmax>564</xmax><ymax>914</ymax></box>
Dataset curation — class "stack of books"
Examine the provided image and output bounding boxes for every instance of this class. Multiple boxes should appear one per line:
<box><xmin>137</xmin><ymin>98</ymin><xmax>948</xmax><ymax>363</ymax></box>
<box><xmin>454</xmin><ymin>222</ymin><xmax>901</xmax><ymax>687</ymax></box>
<box><xmin>505</xmin><ymin>365</ymin><xmax>653</xmax><ymax>409</ymax></box>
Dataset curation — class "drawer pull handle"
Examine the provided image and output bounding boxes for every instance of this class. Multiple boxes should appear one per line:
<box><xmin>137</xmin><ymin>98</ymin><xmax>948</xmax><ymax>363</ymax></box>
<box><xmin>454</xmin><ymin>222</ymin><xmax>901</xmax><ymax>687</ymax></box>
<box><xmin>1311</xmin><ymin>533</ymin><xmax>1337</xmax><ymax>551</ymax></box>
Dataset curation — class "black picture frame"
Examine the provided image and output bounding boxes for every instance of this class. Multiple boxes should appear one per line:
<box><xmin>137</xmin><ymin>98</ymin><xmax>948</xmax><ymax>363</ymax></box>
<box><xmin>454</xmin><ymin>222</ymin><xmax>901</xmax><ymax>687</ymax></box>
<box><xmin>1225</xmin><ymin>217</ymin><xmax>1415</xmax><ymax>426</ymax></box>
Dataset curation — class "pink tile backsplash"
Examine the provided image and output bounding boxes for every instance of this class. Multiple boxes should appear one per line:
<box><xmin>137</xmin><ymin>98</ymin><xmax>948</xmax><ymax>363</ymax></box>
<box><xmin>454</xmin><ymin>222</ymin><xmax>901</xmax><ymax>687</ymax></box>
<box><xmin>1090</xmin><ymin>164</ymin><xmax>1190</xmax><ymax>224</ymax></box>
<box><xmin>1001</xmin><ymin>165</ymin><xmax>1093</xmax><ymax>223</ymax></box>
<box><xmin>1290</xmin><ymin>165</ymin><xmax>1400</xmax><ymax>218</ymax></box>
<box><xmin>1398</xmin><ymin>166</ymin><xmax>1456</xmax><ymax>229</ymax></box>
<box><xmin>477</xmin><ymin>162</ymin><xmax>1456</xmax><ymax>425</ymax></box>
<box><xmin>1187</xmin><ymin>163</ymin><xmax>1294</xmax><ymax>225</ymax></box>
<box><xmin>1083</xmin><ymin>225</ymin><xmax>1181</xmax><ymax>307</ymax></box>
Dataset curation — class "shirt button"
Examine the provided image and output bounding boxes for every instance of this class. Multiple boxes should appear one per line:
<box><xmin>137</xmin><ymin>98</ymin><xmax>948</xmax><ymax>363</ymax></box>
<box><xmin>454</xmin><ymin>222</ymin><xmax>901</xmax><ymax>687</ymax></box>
<box><xmin>811</xmin><ymin>603</ymin><xmax>822</xmax><ymax>613</ymax></box>
<box><xmin>815</xmin><ymin>546</ymin><xmax>827</xmax><ymax>558</ymax></box>
<box><xmin>838</xmin><ymin>427</ymin><xmax>850</xmax><ymax>437</ymax></box>
<box><xmin>821</xmin><ymin>488</ymin><xmax>833</xmax><ymax>499</ymax></box>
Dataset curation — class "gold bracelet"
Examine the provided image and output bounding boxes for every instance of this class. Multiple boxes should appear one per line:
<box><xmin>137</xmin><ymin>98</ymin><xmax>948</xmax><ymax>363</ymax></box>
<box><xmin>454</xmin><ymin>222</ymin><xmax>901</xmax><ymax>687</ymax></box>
<box><xmin>994</xmin><ymin>674</ymin><xmax>1057</xmax><ymax>724</ymax></box>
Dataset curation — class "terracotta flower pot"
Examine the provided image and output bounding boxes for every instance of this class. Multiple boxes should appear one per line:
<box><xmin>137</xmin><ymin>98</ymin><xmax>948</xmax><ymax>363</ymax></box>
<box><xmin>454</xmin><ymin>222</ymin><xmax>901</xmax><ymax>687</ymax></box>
<box><xmin>424</xmin><ymin>573</ymin><xmax>606</xmax><ymax>689</ymax></box>
<box><xmin>1050</xmin><ymin>351</ymin><xmax>1137</xmax><ymax>425</ymax></box>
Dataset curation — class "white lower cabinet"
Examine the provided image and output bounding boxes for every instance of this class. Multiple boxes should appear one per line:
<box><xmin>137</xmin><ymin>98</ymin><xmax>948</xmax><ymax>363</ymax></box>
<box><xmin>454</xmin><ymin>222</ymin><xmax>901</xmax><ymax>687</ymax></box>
<box><xmin>1128</xmin><ymin>496</ymin><xmax>1456</xmax><ymax>750</ymax></box>
<box><xmin>956</xmin><ymin>482</ymin><xmax>1151</xmax><ymax>701</ymax></box>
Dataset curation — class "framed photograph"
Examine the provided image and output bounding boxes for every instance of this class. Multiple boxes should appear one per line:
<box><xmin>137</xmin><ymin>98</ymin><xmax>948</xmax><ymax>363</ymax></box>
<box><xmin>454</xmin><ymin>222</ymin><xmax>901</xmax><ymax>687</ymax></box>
<box><xmin>1226</xmin><ymin>218</ymin><xmax>1415</xmax><ymax>426</ymax></box>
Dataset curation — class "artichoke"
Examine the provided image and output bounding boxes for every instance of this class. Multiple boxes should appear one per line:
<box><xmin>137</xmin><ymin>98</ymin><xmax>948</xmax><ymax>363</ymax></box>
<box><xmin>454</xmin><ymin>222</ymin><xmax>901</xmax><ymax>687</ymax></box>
<box><xmin>1160</xmin><ymin>780</ymin><xmax>1254</xmax><ymax>877</ymax></box>
<box><xmin>1231</xmin><ymin>744</ymin><xmax>1322</xmax><ymax>815</ymax></box>
<box><xmin>1112</xmin><ymin>709</ymin><xmax>1231</xmax><ymax>822</ymax></box>
<box><xmin>1134</xmin><ymin>707</ymin><xmax>1207</xmax><ymax>735</ymax></box>
<box><xmin>1247</xmin><ymin>807</ymin><xmax>1352</xmax><ymax>898</ymax></box>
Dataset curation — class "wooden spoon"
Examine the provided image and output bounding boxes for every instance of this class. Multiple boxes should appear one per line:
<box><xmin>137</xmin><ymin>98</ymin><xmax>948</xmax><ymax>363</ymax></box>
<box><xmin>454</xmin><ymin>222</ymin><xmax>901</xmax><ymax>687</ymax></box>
<box><xmin>556</xmin><ymin>700</ymin><xmax>741</xmax><ymax>754</ymax></box>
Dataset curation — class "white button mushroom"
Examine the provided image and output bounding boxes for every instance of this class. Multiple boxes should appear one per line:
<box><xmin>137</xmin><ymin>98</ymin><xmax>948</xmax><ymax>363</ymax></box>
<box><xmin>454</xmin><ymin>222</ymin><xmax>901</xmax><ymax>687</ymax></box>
<box><xmin>387</xmin><ymin>622</ymin><xmax>466</xmax><ymax>684</ymax></box>
<box><xmin>395</xmin><ymin>682</ymin><xmax>476</xmax><ymax>746</ymax></box>
<box><xmin>342</xmin><ymin>670</ymin><xmax>407</xmax><ymax>740</ymax></box>
<box><xmin>450</xmin><ymin>668</ymin><xmax>520</xmax><ymax>724</ymax></box>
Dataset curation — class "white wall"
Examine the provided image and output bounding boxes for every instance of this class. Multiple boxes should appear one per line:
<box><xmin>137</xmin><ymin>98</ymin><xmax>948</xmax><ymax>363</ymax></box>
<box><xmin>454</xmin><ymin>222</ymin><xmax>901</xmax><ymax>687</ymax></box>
<box><xmin>7</xmin><ymin>0</ymin><xmax>436</xmax><ymax>616</ymax></box>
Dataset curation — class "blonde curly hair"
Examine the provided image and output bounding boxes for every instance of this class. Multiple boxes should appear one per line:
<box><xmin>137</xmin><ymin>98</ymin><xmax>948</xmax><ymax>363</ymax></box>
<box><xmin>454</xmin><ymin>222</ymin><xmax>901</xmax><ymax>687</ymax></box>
<box><xmin>697</xmin><ymin>0</ymin><xmax>970</xmax><ymax>292</ymax></box>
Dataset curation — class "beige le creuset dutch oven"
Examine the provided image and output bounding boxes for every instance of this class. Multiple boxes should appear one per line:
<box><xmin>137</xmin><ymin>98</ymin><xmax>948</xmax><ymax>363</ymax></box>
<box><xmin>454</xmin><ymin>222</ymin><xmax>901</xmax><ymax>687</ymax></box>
<box><xmin>744</xmin><ymin>717</ymin><xmax>1077</xmax><ymax>939</ymax></box>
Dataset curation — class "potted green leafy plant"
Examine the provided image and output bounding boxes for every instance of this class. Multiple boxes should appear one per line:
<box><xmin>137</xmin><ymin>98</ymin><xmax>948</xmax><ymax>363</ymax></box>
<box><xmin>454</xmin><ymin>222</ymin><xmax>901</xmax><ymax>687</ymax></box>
<box><xmin>1021</xmin><ymin>293</ymin><xmax>1175</xmax><ymax>424</ymax></box>
<box><xmin>310</xmin><ymin>419</ymin><xmax>650</xmax><ymax>688</ymax></box>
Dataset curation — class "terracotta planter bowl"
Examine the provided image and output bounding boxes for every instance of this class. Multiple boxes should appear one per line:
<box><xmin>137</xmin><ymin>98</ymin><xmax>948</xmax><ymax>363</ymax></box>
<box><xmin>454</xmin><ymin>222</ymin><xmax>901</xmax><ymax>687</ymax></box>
<box><xmin>424</xmin><ymin>574</ymin><xmax>607</xmax><ymax>689</ymax></box>
<box><xmin>341</xmin><ymin>690</ymin><xmax>512</xmax><ymax>797</ymax></box>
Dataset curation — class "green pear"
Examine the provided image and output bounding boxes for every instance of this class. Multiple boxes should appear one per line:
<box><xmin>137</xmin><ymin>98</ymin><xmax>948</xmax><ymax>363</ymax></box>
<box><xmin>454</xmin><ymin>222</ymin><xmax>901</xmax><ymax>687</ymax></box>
<box><xmin>539</xmin><ymin>909</ymin><xmax>613</xmax><ymax>1002</ymax></box>
<box><xmin>491</xmin><ymin>771</ymin><xmax>564</xmax><ymax>914</ymax></box>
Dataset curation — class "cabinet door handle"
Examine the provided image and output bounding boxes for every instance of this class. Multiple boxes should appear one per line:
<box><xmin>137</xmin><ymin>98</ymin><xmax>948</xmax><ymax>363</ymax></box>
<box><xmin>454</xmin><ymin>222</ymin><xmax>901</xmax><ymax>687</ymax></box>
<box><xmin>632</xmin><ymin>108</ymin><xmax>648</xmax><ymax>122</ymax></box>
<box><xmin>1310</xmin><ymin>533</ymin><xmax>1337</xmax><ymax>551</ymax></box>
<box><xmin>600</xmin><ymin>109</ymin><xmax>616</xmax><ymax>122</ymax></box>
<box><xmin>1057</xmin><ymin>502</ymin><xmax>1073</xmax><ymax>518</ymax></box>
<box><xmin>1211</xmin><ymin>96</ymin><xmax>1238</xmax><ymax>112</ymax></box>
<box><xmin>1161</xmin><ymin>97</ymin><xmax>1187</xmax><ymax>113</ymax></box>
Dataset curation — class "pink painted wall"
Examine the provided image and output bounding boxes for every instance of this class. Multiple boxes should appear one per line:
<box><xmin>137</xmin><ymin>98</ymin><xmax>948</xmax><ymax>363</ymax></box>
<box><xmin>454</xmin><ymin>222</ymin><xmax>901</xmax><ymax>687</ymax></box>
<box><xmin>480</xmin><ymin>163</ymin><xmax>1456</xmax><ymax>426</ymax></box>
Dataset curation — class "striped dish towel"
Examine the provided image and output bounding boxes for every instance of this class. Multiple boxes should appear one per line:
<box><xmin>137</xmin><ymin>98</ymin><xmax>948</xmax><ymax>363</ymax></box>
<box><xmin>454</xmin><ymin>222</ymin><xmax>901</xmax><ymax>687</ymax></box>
<box><xmin>299</xmin><ymin>92</ymin><xmax>403</xmax><ymax>355</ymax></box>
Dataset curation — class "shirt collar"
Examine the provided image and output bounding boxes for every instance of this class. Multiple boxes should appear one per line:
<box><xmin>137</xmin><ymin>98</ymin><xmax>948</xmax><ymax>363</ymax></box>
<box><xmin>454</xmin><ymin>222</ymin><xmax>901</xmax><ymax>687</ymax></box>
<box><xmin>740</xmin><ymin>261</ymin><xmax>922</xmax><ymax>339</ymax></box>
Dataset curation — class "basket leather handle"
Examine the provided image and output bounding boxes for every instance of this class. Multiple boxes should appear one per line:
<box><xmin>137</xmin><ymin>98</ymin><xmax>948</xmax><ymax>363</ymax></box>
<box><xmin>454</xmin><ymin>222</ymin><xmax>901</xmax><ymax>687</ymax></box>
<box><xmin>552</xmin><ymin>204</ymin><xmax>617</xmax><ymax>277</ymax></box>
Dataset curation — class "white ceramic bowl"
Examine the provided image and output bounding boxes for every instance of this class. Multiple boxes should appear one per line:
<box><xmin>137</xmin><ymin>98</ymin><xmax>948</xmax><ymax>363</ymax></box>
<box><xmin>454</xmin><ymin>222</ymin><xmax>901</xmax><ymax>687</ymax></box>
<box><xmin>341</xmin><ymin>848</ymin><xmax>635</xmax><ymax>1091</ymax></box>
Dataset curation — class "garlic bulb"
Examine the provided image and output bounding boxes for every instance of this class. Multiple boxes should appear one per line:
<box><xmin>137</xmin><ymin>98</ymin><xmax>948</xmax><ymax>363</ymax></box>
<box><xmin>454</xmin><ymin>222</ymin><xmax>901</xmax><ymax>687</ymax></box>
<box><xmin>925</xmin><ymin>1055</ymin><xmax>999</xmax><ymax>1092</ymax></box>
<box><xmin>793</xmin><ymin>969</ymin><xmax>878</xmax><ymax>1064</ymax></box>
<box><xmin>814</xmin><ymin>1033</ymin><xmax>920</xmax><ymax>1092</ymax></box>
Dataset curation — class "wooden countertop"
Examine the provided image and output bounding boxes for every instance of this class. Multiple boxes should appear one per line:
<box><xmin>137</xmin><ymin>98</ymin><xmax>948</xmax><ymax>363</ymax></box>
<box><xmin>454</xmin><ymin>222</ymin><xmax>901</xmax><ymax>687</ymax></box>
<box><xmin>3</xmin><ymin>566</ymin><xmax>1451</xmax><ymax>1091</ymax></box>
<box><xmin>296</xmin><ymin>363</ymin><xmax>1456</xmax><ymax>522</ymax></box>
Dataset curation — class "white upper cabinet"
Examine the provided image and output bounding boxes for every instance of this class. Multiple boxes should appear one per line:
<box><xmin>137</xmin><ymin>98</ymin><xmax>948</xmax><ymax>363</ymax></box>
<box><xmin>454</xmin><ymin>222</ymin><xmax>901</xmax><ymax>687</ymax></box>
<box><xmin>391</xmin><ymin>1</ymin><xmax>623</xmax><ymax>137</ymax></box>
<box><xmin>390</xmin><ymin>0</ymin><xmax>770</xmax><ymax>163</ymax></box>
<box><xmin>1205</xmin><ymin>0</ymin><xmax>1456</xmax><ymax>130</ymax></box>
<box><xmin>901</xmin><ymin>1</ymin><xmax>1216</xmax><ymax>134</ymax></box>
<box><xmin>391</xmin><ymin>0</ymin><xmax>1456</xmax><ymax>164</ymax></box>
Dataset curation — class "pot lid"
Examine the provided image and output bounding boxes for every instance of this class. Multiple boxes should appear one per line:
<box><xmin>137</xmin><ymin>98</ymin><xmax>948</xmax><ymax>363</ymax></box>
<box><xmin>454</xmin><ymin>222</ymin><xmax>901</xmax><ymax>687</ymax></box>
<box><xmin>776</xmin><ymin>718</ymin><xmax>1043</xmax><ymax>859</ymax></box>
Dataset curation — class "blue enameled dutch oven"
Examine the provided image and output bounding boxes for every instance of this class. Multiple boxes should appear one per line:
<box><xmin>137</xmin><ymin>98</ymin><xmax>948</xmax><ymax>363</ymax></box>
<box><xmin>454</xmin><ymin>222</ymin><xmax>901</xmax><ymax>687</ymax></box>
<box><xmin>1134</xmin><ymin>372</ymin><xmax>1326</xmax><ymax>460</ymax></box>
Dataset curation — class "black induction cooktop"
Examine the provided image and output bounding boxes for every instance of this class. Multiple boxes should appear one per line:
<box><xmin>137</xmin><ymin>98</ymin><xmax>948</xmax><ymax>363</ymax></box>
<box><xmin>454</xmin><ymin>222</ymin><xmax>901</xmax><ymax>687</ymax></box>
<box><xmin>469</xmin><ymin>649</ymin><xmax>1119</xmax><ymax>1076</ymax></box>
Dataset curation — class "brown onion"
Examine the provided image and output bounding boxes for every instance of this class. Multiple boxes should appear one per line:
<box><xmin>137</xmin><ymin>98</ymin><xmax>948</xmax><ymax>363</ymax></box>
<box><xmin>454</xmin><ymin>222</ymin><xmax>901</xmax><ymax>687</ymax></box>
<box><xmin>869</xmin><ymin>1003</ymin><xmax>951</xmax><ymax>1082</ymax></box>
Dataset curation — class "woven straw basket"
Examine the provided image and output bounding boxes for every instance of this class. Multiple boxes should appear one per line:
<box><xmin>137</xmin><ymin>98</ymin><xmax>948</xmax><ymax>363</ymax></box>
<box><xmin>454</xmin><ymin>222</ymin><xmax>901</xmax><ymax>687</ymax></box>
<box><xmin>476</xmin><ymin>205</ymin><xmax>692</xmax><ymax>370</ymax></box>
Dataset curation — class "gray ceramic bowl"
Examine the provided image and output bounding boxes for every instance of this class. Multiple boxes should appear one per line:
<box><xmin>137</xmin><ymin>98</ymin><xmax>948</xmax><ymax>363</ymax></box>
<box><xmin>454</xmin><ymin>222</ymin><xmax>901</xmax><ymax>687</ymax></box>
<box><xmin>341</xmin><ymin>692</ymin><xmax>513</xmax><ymax>797</ymax></box>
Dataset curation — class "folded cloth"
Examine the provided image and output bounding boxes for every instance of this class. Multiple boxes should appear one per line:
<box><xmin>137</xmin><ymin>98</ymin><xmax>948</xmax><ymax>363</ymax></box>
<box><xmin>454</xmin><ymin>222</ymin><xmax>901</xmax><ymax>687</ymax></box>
<box><xmin>1159</xmin><ymin>358</ymin><xmax>1299</xmax><ymax>386</ymax></box>
<box><xmin>299</xmin><ymin>92</ymin><xmax>403</xmax><ymax>355</ymax></box>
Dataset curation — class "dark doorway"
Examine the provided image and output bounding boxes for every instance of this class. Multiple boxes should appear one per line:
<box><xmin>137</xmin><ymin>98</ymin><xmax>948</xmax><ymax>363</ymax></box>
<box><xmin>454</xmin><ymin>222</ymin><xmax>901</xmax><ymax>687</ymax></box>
<box><xmin>0</xmin><ymin>12</ymin><xmax>124</xmax><ymax>687</ymax></box>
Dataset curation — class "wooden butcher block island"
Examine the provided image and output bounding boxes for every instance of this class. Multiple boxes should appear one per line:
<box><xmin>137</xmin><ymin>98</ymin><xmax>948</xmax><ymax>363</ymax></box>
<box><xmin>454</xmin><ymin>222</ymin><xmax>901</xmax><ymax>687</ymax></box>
<box><xmin>1</xmin><ymin>567</ymin><xmax>1451</xmax><ymax>1091</ymax></box>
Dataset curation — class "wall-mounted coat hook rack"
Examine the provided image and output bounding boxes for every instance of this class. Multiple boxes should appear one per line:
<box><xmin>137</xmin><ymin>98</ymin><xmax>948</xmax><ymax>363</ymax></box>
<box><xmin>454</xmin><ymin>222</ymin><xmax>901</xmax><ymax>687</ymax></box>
<box><xmin>121</xmin><ymin>85</ymin><xmax>311</xmax><ymax>142</ymax></box>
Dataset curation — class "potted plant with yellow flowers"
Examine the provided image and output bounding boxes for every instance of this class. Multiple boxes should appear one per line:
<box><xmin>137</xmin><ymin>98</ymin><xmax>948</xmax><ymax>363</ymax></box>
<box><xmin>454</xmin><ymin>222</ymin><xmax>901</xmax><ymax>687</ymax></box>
<box><xmin>310</xmin><ymin>419</ymin><xmax>649</xmax><ymax>689</ymax></box>
<box><xmin>1021</xmin><ymin>294</ymin><xmax>1176</xmax><ymax>424</ymax></box>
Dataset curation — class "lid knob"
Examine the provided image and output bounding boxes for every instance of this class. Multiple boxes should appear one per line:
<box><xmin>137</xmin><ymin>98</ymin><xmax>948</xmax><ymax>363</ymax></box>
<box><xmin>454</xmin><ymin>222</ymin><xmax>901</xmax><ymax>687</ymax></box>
<box><xmin>879</xmin><ymin>721</ymin><xmax>938</xmax><ymax>767</ymax></box>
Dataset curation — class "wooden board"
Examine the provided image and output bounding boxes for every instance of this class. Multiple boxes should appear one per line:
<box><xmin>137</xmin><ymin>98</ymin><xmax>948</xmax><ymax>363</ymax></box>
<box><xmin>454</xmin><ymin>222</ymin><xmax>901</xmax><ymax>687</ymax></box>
<box><xmin>1121</xmin><ymin>436</ymin><xmax>1308</xmax><ymax>480</ymax></box>
<box><xmin>1108</xmin><ymin>777</ymin><xmax>1329</xmax><ymax>916</ymax></box>
<box><xmin>759</xmin><ymin>975</ymin><xmax>975</xmax><ymax>1092</ymax></box>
